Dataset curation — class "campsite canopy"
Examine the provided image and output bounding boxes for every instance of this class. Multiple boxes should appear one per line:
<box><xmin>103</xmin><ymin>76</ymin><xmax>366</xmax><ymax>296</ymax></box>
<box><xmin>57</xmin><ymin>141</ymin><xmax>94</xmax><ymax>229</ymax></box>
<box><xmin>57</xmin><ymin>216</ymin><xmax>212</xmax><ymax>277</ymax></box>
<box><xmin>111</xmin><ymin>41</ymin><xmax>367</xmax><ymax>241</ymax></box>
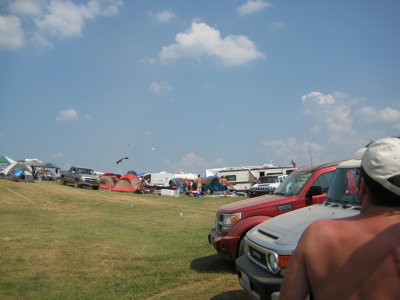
<box><xmin>19</xmin><ymin>159</ymin><xmax>45</xmax><ymax>167</ymax></box>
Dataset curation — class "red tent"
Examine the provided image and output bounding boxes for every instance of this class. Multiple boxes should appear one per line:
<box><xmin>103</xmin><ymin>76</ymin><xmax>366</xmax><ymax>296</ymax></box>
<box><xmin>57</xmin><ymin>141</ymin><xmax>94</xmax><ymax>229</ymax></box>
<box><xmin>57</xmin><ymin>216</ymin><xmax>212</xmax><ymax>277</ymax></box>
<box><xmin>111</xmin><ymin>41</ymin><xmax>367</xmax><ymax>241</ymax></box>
<box><xmin>112</xmin><ymin>174</ymin><xmax>144</xmax><ymax>193</ymax></box>
<box><xmin>99</xmin><ymin>173</ymin><xmax>120</xmax><ymax>190</ymax></box>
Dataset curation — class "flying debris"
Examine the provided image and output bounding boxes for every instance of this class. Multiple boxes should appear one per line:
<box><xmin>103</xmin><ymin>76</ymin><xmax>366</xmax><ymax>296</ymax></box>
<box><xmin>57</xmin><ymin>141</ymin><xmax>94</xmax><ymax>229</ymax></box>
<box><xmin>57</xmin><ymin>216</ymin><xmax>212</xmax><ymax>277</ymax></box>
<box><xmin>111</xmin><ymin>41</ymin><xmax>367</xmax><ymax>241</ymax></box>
<box><xmin>116</xmin><ymin>157</ymin><xmax>129</xmax><ymax>164</ymax></box>
<box><xmin>291</xmin><ymin>160</ymin><xmax>297</xmax><ymax>168</ymax></box>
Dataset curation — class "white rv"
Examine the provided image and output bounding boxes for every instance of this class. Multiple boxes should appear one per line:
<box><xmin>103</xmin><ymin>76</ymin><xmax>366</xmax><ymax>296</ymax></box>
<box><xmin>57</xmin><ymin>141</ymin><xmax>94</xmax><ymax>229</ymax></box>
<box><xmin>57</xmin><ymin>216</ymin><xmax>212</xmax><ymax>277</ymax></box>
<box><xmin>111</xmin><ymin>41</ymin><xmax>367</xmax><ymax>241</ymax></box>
<box><xmin>217</xmin><ymin>165</ymin><xmax>297</xmax><ymax>194</ymax></box>
<box><xmin>149</xmin><ymin>171</ymin><xmax>198</xmax><ymax>188</ymax></box>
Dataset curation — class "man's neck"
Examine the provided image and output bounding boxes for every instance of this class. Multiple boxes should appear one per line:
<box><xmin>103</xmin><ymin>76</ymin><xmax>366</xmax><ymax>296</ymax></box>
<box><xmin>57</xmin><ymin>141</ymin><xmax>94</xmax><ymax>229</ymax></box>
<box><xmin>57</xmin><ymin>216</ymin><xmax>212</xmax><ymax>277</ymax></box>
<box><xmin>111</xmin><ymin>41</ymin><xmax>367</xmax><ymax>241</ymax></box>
<box><xmin>360</xmin><ymin>200</ymin><xmax>400</xmax><ymax>217</ymax></box>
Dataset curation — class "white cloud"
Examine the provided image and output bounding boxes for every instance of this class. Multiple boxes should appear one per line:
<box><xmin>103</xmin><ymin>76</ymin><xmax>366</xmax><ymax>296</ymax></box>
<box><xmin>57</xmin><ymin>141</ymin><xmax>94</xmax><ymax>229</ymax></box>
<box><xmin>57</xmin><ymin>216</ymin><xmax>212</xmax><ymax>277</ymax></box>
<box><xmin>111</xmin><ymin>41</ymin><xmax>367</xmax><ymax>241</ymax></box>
<box><xmin>271</xmin><ymin>22</ymin><xmax>286</xmax><ymax>30</ymax></box>
<box><xmin>262</xmin><ymin>138</ymin><xmax>326</xmax><ymax>165</ymax></box>
<box><xmin>301</xmin><ymin>91</ymin><xmax>356</xmax><ymax>145</ymax></box>
<box><xmin>31</xmin><ymin>32</ymin><xmax>53</xmax><ymax>48</ymax></box>
<box><xmin>0</xmin><ymin>15</ymin><xmax>25</xmax><ymax>50</ymax></box>
<box><xmin>149</xmin><ymin>81</ymin><xmax>172</xmax><ymax>94</ymax></box>
<box><xmin>3</xmin><ymin>0</ymin><xmax>123</xmax><ymax>49</ymax></box>
<box><xmin>356</xmin><ymin>106</ymin><xmax>400</xmax><ymax>123</ymax></box>
<box><xmin>34</xmin><ymin>1</ymin><xmax>93</xmax><ymax>39</ymax></box>
<box><xmin>301</xmin><ymin>91</ymin><xmax>335</xmax><ymax>104</ymax></box>
<box><xmin>325</xmin><ymin>106</ymin><xmax>353</xmax><ymax>133</ymax></box>
<box><xmin>237</xmin><ymin>0</ymin><xmax>272</xmax><ymax>16</ymax></box>
<box><xmin>10</xmin><ymin>0</ymin><xmax>44</xmax><ymax>16</ymax></box>
<box><xmin>86</xmin><ymin>0</ymin><xmax>123</xmax><ymax>17</ymax></box>
<box><xmin>143</xmin><ymin>57</ymin><xmax>157</xmax><ymax>64</ymax></box>
<box><xmin>55</xmin><ymin>109</ymin><xmax>79</xmax><ymax>121</ymax></box>
<box><xmin>159</xmin><ymin>22</ymin><xmax>265</xmax><ymax>67</ymax></box>
<box><xmin>262</xmin><ymin>92</ymin><xmax>398</xmax><ymax>165</ymax></box>
<box><xmin>164</xmin><ymin>152</ymin><xmax>224</xmax><ymax>174</ymax></box>
<box><xmin>150</xmin><ymin>9</ymin><xmax>175</xmax><ymax>23</ymax></box>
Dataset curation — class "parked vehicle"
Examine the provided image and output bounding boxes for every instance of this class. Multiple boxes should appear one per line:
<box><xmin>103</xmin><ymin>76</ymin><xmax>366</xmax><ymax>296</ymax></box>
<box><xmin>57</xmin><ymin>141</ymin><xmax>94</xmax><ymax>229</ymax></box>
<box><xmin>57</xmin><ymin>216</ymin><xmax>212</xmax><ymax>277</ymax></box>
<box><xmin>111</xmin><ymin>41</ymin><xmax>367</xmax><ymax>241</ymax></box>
<box><xmin>60</xmin><ymin>166</ymin><xmax>100</xmax><ymax>189</ymax></box>
<box><xmin>208</xmin><ymin>161</ymin><xmax>342</xmax><ymax>261</ymax></box>
<box><xmin>248</xmin><ymin>174</ymin><xmax>288</xmax><ymax>198</ymax></box>
<box><xmin>236</xmin><ymin>159</ymin><xmax>361</xmax><ymax>300</ymax></box>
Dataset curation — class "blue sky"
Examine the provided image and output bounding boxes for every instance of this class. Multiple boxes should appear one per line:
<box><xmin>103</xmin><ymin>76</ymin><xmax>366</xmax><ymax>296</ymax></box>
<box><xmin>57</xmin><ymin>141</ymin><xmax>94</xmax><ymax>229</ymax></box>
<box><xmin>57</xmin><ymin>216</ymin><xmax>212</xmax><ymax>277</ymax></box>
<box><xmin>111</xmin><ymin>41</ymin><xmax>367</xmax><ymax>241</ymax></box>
<box><xmin>1</xmin><ymin>0</ymin><xmax>399</xmax><ymax>175</ymax></box>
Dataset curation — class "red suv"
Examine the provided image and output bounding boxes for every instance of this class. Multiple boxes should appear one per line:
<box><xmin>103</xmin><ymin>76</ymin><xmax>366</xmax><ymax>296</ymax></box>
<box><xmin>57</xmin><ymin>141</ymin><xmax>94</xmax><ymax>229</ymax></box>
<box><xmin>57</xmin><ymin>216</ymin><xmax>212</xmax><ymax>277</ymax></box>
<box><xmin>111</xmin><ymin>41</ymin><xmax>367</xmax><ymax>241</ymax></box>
<box><xmin>208</xmin><ymin>161</ymin><xmax>342</xmax><ymax>260</ymax></box>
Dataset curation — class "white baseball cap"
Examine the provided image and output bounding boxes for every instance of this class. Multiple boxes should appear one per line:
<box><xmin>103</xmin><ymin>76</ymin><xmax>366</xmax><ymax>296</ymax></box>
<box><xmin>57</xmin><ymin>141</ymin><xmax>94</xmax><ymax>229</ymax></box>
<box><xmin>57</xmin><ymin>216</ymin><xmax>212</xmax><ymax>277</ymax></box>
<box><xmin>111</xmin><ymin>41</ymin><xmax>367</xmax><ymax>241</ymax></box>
<box><xmin>361</xmin><ymin>137</ymin><xmax>400</xmax><ymax>196</ymax></box>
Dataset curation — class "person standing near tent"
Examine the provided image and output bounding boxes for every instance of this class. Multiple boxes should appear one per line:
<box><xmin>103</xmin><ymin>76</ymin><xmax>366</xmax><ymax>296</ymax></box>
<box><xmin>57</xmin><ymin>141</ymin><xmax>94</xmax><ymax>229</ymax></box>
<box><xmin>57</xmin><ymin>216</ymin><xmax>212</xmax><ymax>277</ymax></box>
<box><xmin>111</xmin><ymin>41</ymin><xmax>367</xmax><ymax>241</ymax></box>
<box><xmin>184</xmin><ymin>178</ymin><xmax>191</xmax><ymax>196</ymax></box>
<box><xmin>220</xmin><ymin>176</ymin><xmax>228</xmax><ymax>197</ymax></box>
<box><xmin>279</xmin><ymin>136</ymin><xmax>400</xmax><ymax>300</ymax></box>
<box><xmin>196</xmin><ymin>175</ymin><xmax>203</xmax><ymax>194</ymax></box>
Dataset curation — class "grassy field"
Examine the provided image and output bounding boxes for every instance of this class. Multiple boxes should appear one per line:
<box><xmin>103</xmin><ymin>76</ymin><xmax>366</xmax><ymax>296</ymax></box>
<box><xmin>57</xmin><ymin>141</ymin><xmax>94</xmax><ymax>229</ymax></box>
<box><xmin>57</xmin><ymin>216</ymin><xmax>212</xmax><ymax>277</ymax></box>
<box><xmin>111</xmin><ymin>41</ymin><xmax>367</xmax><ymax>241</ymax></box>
<box><xmin>0</xmin><ymin>180</ymin><xmax>249</xmax><ymax>300</ymax></box>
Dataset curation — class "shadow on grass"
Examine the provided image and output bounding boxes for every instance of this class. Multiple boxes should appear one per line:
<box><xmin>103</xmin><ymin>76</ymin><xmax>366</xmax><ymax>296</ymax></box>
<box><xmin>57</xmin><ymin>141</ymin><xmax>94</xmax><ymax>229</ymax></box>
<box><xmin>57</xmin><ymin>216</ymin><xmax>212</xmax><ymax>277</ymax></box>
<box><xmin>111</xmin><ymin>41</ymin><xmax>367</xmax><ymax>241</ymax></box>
<box><xmin>190</xmin><ymin>254</ymin><xmax>236</xmax><ymax>274</ymax></box>
<box><xmin>209</xmin><ymin>289</ymin><xmax>249</xmax><ymax>300</ymax></box>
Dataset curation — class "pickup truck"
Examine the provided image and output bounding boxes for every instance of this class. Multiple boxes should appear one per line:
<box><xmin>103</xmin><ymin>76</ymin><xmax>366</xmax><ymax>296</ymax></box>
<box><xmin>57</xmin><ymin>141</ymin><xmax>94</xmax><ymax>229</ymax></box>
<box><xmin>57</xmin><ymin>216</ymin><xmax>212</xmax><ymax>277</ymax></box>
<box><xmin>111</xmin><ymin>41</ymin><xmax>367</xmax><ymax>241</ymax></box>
<box><xmin>60</xmin><ymin>166</ymin><xmax>100</xmax><ymax>189</ymax></box>
<box><xmin>208</xmin><ymin>161</ymin><xmax>342</xmax><ymax>261</ymax></box>
<box><xmin>236</xmin><ymin>159</ymin><xmax>361</xmax><ymax>300</ymax></box>
<box><xmin>249</xmin><ymin>175</ymin><xmax>288</xmax><ymax>198</ymax></box>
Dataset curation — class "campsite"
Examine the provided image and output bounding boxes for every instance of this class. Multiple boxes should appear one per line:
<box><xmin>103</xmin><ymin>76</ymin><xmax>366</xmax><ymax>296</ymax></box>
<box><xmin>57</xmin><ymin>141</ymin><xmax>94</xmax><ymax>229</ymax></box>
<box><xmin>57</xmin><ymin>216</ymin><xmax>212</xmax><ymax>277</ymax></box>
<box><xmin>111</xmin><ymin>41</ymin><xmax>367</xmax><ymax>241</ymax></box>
<box><xmin>0</xmin><ymin>178</ymin><xmax>249</xmax><ymax>299</ymax></box>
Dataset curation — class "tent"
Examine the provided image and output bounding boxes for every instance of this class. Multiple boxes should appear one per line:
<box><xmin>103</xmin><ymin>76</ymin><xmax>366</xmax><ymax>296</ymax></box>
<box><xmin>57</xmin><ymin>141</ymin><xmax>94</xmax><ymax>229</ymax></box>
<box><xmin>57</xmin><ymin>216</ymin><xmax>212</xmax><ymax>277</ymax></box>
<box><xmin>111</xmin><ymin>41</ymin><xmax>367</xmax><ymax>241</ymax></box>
<box><xmin>19</xmin><ymin>159</ymin><xmax>45</xmax><ymax>167</ymax></box>
<box><xmin>168</xmin><ymin>178</ymin><xmax>185</xmax><ymax>193</ymax></box>
<box><xmin>0</xmin><ymin>162</ymin><xmax>34</xmax><ymax>182</ymax></box>
<box><xmin>112</xmin><ymin>174</ymin><xmax>144</xmax><ymax>193</ymax></box>
<box><xmin>202</xmin><ymin>176</ymin><xmax>223</xmax><ymax>194</ymax></box>
<box><xmin>99</xmin><ymin>173</ymin><xmax>120</xmax><ymax>190</ymax></box>
<box><xmin>0</xmin><ymin>155</ymin><xmax>15</xmax><ymax>171</ymax></box>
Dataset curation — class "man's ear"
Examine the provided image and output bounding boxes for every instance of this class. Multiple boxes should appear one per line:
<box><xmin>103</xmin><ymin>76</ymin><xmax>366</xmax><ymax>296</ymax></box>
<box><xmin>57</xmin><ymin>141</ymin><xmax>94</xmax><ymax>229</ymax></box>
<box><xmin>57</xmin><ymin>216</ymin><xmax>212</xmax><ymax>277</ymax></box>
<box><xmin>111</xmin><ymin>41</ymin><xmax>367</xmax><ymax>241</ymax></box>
<box><xmin>358</xmin><ymin>177</ymin><xmax>368</xmax><ymax>200</ymax></box>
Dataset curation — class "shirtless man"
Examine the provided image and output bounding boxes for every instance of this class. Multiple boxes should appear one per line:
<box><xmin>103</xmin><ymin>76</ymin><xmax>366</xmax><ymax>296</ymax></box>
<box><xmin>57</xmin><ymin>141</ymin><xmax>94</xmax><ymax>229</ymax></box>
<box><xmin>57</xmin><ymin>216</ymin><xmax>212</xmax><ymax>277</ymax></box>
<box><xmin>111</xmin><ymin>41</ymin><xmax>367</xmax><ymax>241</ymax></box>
<box><xmin>220</xmin><ymin>176</ymin><xmax>228</xmax><ymax>197</ymax></box>
<box><xmin>279</xmin><ymin>137</ymin><xmax>400</xmax><ymax>300</ymax></box>
<box><xmin>196</xmin><ymin>175</ymin><xmax>203</xmax><ymax>194</ymax></box>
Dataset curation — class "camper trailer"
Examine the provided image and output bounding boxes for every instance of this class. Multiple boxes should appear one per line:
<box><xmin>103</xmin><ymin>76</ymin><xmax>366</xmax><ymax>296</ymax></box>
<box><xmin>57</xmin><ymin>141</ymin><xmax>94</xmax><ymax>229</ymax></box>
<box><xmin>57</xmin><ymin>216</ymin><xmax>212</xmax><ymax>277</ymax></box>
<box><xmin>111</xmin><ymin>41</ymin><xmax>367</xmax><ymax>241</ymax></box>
<box><xmin>150</xmin><ymin>172</ymin><xmax>198</xmax><ymax>188</ymax></box>
<box><xmin>217</xmin><ymin>165</ymin><xmax>296</xmax><ymax>194</ymax></box>
<box><xmin>149</xmin><ymin>172</ymin><xmax>176</xmax><ymax>188</ymax></box>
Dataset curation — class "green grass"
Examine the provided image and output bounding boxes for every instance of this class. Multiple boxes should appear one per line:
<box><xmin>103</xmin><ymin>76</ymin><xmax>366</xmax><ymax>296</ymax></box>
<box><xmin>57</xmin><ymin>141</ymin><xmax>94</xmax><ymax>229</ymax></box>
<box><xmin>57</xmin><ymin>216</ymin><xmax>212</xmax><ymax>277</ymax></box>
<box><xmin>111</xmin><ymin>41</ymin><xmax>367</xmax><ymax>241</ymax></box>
<box><xmin>0</xmin><ymin>180</ymin><xmax>248</xmax><ymax>299</ymax></box>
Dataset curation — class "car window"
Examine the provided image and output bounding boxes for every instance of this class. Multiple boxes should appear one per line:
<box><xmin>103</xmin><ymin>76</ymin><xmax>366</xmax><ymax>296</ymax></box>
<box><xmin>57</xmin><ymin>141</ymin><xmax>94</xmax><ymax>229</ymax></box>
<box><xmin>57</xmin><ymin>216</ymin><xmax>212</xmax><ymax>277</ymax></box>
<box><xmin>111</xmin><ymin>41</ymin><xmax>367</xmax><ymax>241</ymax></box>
<box><xmin>312</xmin><ymin>171</ymin><xmax>335</xmax><ymax>193</ymax></box>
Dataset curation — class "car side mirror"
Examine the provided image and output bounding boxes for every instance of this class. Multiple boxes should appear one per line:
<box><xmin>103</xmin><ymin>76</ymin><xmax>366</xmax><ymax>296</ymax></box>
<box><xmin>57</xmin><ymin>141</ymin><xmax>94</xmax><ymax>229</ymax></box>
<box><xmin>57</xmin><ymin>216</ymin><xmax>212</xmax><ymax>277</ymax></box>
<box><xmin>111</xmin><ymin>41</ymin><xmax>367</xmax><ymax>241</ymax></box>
<box><xmin>306</xmin><ymin>185</ymin><xmax>323</xmax><ymax>206</ymax></box>
<box><xmin>311</xmin><ymin>194</ymin><xmax>326</xmax><ymax>205</ymax></box>
<box><xmin>307</xmin><ymin>185</ymin><xmax>322</xmax><ymax>198</ymax></box>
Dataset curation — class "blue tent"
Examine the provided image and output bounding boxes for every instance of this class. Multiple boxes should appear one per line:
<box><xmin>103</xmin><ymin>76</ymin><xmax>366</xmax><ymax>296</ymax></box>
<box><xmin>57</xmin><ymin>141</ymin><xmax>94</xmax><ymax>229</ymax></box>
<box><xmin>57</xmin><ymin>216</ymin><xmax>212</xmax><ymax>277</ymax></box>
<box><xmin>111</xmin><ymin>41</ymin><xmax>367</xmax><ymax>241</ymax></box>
<box><xmin>202</xmin><ymin>176</ymin><xmax>222</xmax><ymax>194</ymax></box>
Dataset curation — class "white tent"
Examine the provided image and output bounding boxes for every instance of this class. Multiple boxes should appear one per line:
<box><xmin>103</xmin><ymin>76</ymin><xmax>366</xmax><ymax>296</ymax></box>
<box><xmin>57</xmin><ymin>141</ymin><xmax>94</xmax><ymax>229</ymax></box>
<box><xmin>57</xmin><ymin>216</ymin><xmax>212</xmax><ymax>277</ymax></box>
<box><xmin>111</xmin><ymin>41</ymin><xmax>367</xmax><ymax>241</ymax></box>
<box><xmin>0</xmin><ymin>162</ymin><xmax>34</xmax><ymax>182</ymax></box>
